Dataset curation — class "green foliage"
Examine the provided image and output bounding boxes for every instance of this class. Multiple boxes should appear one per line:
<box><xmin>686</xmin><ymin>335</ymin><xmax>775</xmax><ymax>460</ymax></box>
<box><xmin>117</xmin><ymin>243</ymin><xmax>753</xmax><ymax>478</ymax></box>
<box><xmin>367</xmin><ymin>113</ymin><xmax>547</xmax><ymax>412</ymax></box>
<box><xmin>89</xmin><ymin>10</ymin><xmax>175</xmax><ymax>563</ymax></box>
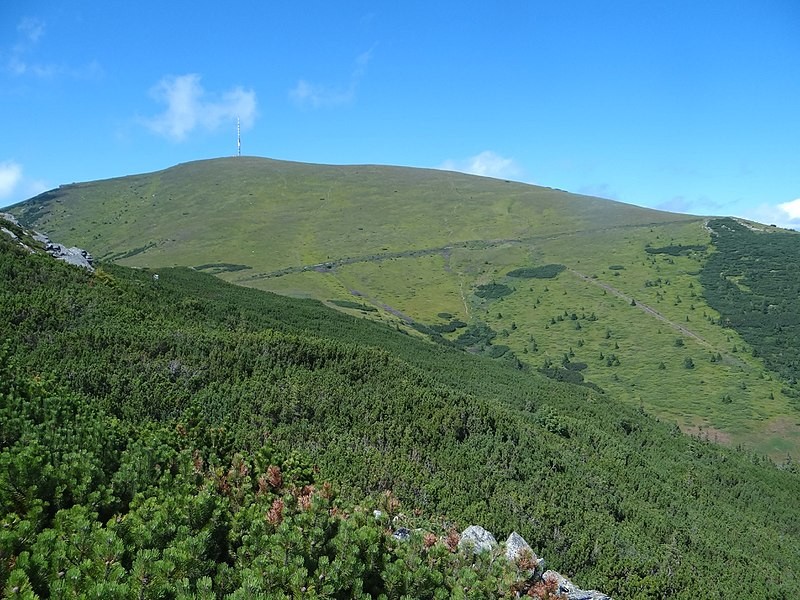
<box><xmin>701</xmin><ymin>218</ymin><xmax>800</xmax><ymax>387</ymax></box>
<box><xmin>16</xmin><ymin>164</ymin><xmax>790</xmax><ymax>457</ymax></box>
<box><xmin>0</xmin><ymin>354</ymin><xmax>545</xmax><ymax>598</ymax></box>
<box><xmin>429</xmin><ymin>319</ymin><xmax>467</xmax><ymax>334</ymax></box>
<box><xmin>486</xmin><ymin>344</ymin><xmax>510</xmax><ymax>359</ymax></box>
<box><xmin>104</xmin><ymin>242</ymin><xmax>157</xmax><ymax>261</ymax></box>
<box><xmin>538</xmin><ymin>365</ymin><xmax>590</xmax><ymax>388</ymax></box>
<box><xmin>194</xmin><ymin>263</ymin><xmax>251</xmax><ymax>273</ymax></box>
<box><xmin>506</xmin><ymin>264</ymin><xmax>566</xmax><ymax>279</ymax></box>
<box><xmin>329</xmin><ymin>299</ymin><xmax>379</xmax><ymax>312</ymax></box>
<box><xmin>474</xmin><ymin>283</ymin><xmax>513</xmax><ymax>299</ymax></box>
<box><xmin>3</xmin><ymin>233</ymin><xmax>800</xmax><ymax>597</ymax></box>
<box><xmin>454</xmin><ymin>322</ymin><xmax>498</xmax><ymax>349</ymax></box>
<box><xmin>645</xmin><ymin>244</ymin><xmax>707</xmax><ymax>256</ymax></box>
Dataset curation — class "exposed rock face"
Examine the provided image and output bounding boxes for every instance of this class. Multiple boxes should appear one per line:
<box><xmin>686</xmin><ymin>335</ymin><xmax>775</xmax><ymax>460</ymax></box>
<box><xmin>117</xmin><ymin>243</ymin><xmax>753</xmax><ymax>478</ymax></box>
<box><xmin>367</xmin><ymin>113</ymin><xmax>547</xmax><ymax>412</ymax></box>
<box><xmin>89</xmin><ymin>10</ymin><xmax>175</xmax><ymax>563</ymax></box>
<box><xmin>450</xmin><ymin>526</ymin><xmax>612</xmax><ymax>598</ymax></box>
<box><xmin>505</xmin><ymin>531</ymin><xmax>539</xmax><ymax>564</ymax></box>
<box><xmin>458</xmin><ymin>525</ymin><xmax>497</xmax><ymax>554</ymax></box>
<box><xmin>0</xmin><ymin>212</ymin><xmax>20</xmax><ymax>226</ymax></box>
<box><xmin>0</xmin><ymin>214</ymin><xmax>95</xmax><ymax>272</ymax></box>
<box><xmin>44</xmin><ymin>241</ymin><xmax>95</xmax><ymax>271</ymax></box>
<box><xmin>542</xmin><ymin>569</ymin><xmax>611</xmax><ymax>600</ymax></box>
<box><xmin>392</xmin><ymin>527</ymin><xmax>411</xmax><ymax>542</ymax></box>
<box><xmin>1</xmin><ymin>214</ymin><xmax>34</xmax><ymax>253</ymax></box>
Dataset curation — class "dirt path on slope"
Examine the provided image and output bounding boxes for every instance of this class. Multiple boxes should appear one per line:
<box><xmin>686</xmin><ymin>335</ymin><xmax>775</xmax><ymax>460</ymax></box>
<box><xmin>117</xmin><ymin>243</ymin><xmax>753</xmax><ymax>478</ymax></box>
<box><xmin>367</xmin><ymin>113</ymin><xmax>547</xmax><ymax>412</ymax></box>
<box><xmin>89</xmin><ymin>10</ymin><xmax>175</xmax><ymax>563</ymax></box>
<box><xmin>348</xmin><ymin>289</ymin><xmax>415</xmax><ymax>323</ymax></box>
<box><xmin>569</xmin><ymin>268</ymin><xmax>748</xmax><ymax>369</ymax></box>
<box><xmin>236</xmin><ymin>219</ymin><xmax>699</xmax><ymax>283</ymax></box>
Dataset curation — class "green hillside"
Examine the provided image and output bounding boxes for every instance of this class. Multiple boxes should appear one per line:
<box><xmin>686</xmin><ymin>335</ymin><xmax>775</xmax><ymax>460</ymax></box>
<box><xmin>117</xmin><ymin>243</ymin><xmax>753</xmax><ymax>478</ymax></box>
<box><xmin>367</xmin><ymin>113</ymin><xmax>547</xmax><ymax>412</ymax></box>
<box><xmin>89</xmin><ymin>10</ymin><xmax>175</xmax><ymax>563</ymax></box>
<box><xmin>11</xmin><ymin>157</ymin><xmax>690</xmax><ymax>274</ymax></box>
<box><xmin>8</xmin><ymin>158</ymin><xmax>800</xmax><ymax>459</ymax></box>
<box><xmin>2</xmin><ymin>215</ymin><xmax>800</xmax><ymax>598</ymax></box>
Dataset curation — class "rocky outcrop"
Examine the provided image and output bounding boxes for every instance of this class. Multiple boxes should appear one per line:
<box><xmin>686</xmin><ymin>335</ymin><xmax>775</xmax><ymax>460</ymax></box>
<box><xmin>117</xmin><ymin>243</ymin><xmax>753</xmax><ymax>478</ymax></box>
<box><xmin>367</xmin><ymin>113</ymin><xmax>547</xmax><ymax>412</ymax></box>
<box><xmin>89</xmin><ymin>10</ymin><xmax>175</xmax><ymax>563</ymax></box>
<box><xmin>43</xmin><ymin>241</ymin><xmax>94</xmax><ymax>271</ymax></box>
<box><xmin>458</xmin><ymin>525</ymin><xmax>497</xmax><ymax>554</ymax></box>
<box><xmin>1</xmin><ymin>213</ymin><xmax>35</xmax><ymax>253</ymax></box>
<box><xmin>380</xmin><ymin>524</ymin><xmax>610</xmax><ymax>598</ymax></box>
<box><xmin>0</xmin><ymin>212</ymin><xmax>20</xmax><ymax>227</ymax></box>
<box><xmin>409</xmin><ymin>524</ymin><xmax>611</xmax><ymax>598</ymax></box>
<box><xmin>505</xmin><ymin>531</ymin><xmax>538</xmax><ymax>563</ymax></box>
<box><xmin>455</xmin><ymin>525</ymin><xmax>611</xmax><ymax>599</ymax></box>
<box><xmin>392</xmin><ymin>527</ymin><xmax>411</xmax><ymax>542</ymax></box>
<box><xmin>1</xmin><ymin>226</ymin><xmax>19</xmax><ymax>241</ymax></box>
<box><xmin>0</xmin><ymin>213</ymin><xmax>94</xmax><ymax>271</ymax></box>
<box><xmin>542</xmin><ymin>570</ymin><xmax>611</xmax><ymax>600</ymax></box>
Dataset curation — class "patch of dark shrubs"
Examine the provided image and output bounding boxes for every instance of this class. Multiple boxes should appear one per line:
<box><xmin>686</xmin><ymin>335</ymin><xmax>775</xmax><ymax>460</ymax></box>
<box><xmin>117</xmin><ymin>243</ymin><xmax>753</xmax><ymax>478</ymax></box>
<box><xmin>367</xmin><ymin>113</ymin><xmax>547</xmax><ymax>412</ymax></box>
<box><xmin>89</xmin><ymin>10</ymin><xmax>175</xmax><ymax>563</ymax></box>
<box><xmin>645</xmin><ymin>244</ymin><xmax>707</xmax><ymax>256</ymax></box>
<box><xmin>474</xmin><ymin>283</ymin><xmax>513</xmax><ymax>298</ymax></box>
<box><xmin>507</xmin><ymin>264</ymin><xmax>566</xmax><ymax>279</ymax></box>
<box><xmin>330</xmin><ymin>299</ymin><xmax>378</xmax><ymax>312</ymax></box>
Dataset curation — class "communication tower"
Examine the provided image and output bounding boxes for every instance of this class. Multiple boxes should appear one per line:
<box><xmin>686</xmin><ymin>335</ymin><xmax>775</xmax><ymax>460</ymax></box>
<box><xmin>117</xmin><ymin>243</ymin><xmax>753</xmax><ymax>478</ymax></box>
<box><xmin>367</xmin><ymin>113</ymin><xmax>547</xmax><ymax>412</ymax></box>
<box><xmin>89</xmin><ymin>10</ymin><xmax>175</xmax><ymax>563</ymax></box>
<box><xmin>237</xmin><ymin>118</ymin><xmax>241</xmax><ymax>157</ymax></box>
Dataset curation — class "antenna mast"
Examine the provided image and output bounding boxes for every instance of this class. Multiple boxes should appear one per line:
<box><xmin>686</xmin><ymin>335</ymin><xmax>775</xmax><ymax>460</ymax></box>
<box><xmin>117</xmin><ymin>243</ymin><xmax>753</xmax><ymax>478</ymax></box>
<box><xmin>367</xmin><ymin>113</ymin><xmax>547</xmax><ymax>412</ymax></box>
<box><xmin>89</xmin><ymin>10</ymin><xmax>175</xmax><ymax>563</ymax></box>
<box><xmin>237</xmin><ymin>117</ymin><xmax>241</xmax><ymax>157</ymax></box>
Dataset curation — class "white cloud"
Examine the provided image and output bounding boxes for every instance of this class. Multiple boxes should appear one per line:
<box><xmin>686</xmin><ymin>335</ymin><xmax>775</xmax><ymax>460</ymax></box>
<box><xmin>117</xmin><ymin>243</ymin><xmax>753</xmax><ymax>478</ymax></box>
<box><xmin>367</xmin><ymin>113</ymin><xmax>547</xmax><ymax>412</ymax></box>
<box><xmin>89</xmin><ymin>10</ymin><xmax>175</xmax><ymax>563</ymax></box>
<box><xmin>5</xmin><ymin>17</ymin><xmax>45</xmax><ymax>75</ymax></box>
<box><xmin>290</xmin><ymin>47</ymin><xmax>374</xmax><ymax>109</ymax></box>
<box><xmin>777</xmin><ymin>198</ymin><xmax>800</xmax><ymax>221</ymax></box>
<box><xmin>0</xmin><ymin>161</ymin><xmax>49</xmax><ymax>205</ymax></box>
<box><xmin>18</xmin><ymin>17</ymin><xmax>45</xmax><ymax>43</ymax></box>
<box><xmin>354</xmin><ymin>46</ymin><xmax>374</xmax><ymax>76</ymax></box>
<box><xmin>438</xmin><ymin>151</ymin><xmax>523</xmax><ymax>180</ymax></box>
<box><xmin>5</xmin><ymin>17</ymin><xmax>101</xmax><ymax>79</ymax></box>
<box><xmin>577</xmin><ymin>183</ymin><xmax>620</xmax><ymax>201</ymax></box>
<box><xmin>289</xmin><ymin>79</ymin><xmax>354</xmax><ymax>109</ymax></box>
<box><xmin>730</xmin><ymin>199</ymin><xmax>800</xmax><ymax>230</ymax></box>
<box><xmin>654</xmin><ymin>195</ymin><xmax>725</xmax><ymax>215</ymax></box>
<box><xmin>0</xmin><ymin>161</ymin><xmax>23</xmax><ymax>199</ymax></box>
<box><xmin>24</xmin><ymin>178</ymin><xmax>50</xmax><ymax>198</ymax></box>
<box><xmin>143</xmin><ymin>74</ymin><xmax>257</xmax><ymax>142</ymax></box>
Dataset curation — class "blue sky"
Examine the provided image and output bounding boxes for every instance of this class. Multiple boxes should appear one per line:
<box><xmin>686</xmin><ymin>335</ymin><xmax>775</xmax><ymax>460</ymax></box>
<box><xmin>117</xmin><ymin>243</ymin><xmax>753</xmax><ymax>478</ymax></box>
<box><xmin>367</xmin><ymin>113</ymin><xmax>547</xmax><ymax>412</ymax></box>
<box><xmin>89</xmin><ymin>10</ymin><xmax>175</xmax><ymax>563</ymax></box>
<box><xmin>1</xmin><ymin>1</ymin><xmax>799</xmax><ymax>227</ymax></box>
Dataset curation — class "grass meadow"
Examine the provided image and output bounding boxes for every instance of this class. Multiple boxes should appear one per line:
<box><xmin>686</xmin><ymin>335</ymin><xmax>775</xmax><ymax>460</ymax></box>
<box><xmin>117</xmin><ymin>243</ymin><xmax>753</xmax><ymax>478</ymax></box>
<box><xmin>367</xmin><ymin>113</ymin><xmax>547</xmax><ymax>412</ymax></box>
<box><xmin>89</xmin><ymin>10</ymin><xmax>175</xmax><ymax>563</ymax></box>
<box><xmin>11</xmin><ymin>157</ymin><xmax>800</xmax><ymax>458</ymax></box>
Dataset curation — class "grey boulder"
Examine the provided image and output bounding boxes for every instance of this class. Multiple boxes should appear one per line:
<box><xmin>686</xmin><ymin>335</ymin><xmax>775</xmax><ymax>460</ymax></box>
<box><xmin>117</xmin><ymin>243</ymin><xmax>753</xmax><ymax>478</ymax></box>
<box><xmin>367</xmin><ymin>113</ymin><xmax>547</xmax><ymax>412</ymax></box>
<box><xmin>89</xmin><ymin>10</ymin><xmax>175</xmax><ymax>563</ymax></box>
<box><xmin>458</xmin><ymin>525</ymin><xmax>497</xmax><ymax>554</ymax></box>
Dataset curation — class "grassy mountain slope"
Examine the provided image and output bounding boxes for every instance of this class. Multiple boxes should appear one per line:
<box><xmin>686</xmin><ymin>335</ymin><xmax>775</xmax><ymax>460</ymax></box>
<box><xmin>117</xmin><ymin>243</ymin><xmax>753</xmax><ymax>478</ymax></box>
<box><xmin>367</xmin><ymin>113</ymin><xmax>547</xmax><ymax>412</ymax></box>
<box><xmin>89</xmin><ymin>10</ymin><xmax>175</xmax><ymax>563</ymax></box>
<box><xmin>8</xmin><ymin>158</ymin><xmax>800</xmax><ymax>458</ymax></box>
<box><xmin>12</xmin><ymin>158</ymin><xmax>690</xmax><ymax>274</ymax></box>
<box><xmin>2</xmin><ymin>218</ymin><xmax>800</xmax><ymax>598</ymax></box>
